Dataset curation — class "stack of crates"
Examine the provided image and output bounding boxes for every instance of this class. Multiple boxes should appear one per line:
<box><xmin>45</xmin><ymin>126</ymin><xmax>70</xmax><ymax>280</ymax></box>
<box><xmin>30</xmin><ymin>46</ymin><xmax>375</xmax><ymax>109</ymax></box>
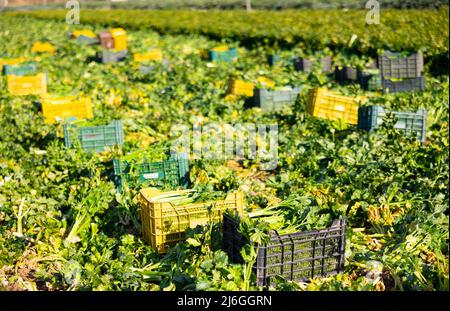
<box><xmin>209</xmin><ymin>46</ymin><xmax>238</xmax><ymax>63</ymax></box>
<box><xmin>112</xmin><ymin>152</ymin><xmax>190</xmax><ymax>191</ymax></box>
<box><xmin>6</xmin><ymin>73</ymin><xmax>47</xmax><ymax>96</ymax></box>
<box><xmin>31</xmin><ymin>41</ymin><xmax>56</xmax><ymax>54</ymax></box>
<box><xmin>63</xmin><ymin>120</ymin><xmax>124</xmax><ymax>153</ymax></box>
<box><xmin>97</xmin><ymin>28</ymin><xmax>128</xmax><ymax>63</ymax></box>
<box><xmin>222</xmin><ymin>213</ymin><xmax>346</xmax><ymax>287</ymax></box>
<box><xmin>378</xmin><ymin>51</ymin><xmax>425</xmax><ymax>93</ymax></box>
<box><xmin>358</xmin><ymin>106</ymin><xmax>427</xmax><ymax>142</ymax></box>
<box><xmin>227</xmin><ymin>79</ymin><xmax>254</xmax><ymax>97</ymax></box>
<box><xmin>139</xmin><ymin>188</ymin><xmax>244</xmax><ymax>253</ymax></box>
<box><xmin>253</xmin><ymin>87</ymin><xmax>301</xmax><ymax>112</ymax></box>
<box><xmin>41</xmin><ymin>95</ymin><xmax>93</xmax><ymax>124</ymax></box>
<box><xmin>307</xmin><ymin>88</ymin><xmax>365</xmax><ymax>125</ymax></box>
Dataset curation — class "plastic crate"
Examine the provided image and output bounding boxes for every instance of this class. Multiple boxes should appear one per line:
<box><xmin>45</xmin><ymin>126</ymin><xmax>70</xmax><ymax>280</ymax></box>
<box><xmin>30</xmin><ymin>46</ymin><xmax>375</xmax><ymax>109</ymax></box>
<box><xmin>113</xmin><ymin>153</ymin><xmax>190</xmax><ymax>190</ymax></box>
<box><xmin>222</xmin><ymin>214</ymin><xmax>346</xmax><ymax>287</ymax></box>
<box><xmin>358</xmin><ymin>106</ymin><xmax>427</xmax><ymax>142</ymax></box>
<box><xmin>41</xmin><ymin>95</ymin><xmax>93</xmax><ymax>124</ymax></box>
<box><xmin>378</xmin><ymin>51</ymin><xmax>423</xmax><ymax>79</ymax></box>
<box><xmin>293</xmin><ymin>56</ymin><xmax>332</xmax><ymax>73</ymax></box>
<box><xmin>110</xmin><ymin>28</ymin><xmax>127</xmax><ymax>51</ymax></box>
<box><xmin>63</xmin><ymin>120</ymin><xmax>124</xmax><ymax>153</ymax></box>
<box><xmin>72</xmin><ymin>29</ymin><xmax>96</xmax><ymax>39</ymax></box>
<box><xmin>139</xmin><ymin>188</ymin><xmax>244</xmax><ymax>253</ymax></box>
<box><xmin>134</xmin><ymin>49</ymin><xmax>163</xmax><ymax>62</ymax></box>
<box><xmin>334</xmin><ymin>66</ymin><xmax>358</xmax><ymax>82</ymax></box>
<box><xmin>227</xmin><ymin>79</ymin><xmax>254</xmax><ymax>97</ymax></box>
<box><xmin>77</xmin><ymin>35</ymin><xmax>99</xmax><ymax>45</ymax></box>
<box><xmin>209</xmin><ymin>47</ymin><xmax>238</xmax><ymax>63</ymax></box>
<box><xmin>31</xmin><ymin>41</ymin><xmax>56</xmax><ymax>54</ymax></box>
<box><xmin>307</xmin><ymin>88</ymin><xmax>364</xmax><ymax>125</ymax></box>
<box><xmin>3</xmin><ymin>63</ymin><xmax>37</xmax><ymax>76</ymax></box>
<box><xmin>356</xmin><ymin>69</ymin><xmax>382</xmax><ymax>91</ymax></box>
<box><xmin>6</xmin><ymin>73</ymin><xmax>47</xmax><ymax>96</ymax></box>
<box><xmin>98</xmin><ymin>31</ymin><xmax>114</xmax><ymax>49</ymax></box>
<box><xmin>96</xmin><ymin>49</ymin><xmax>128</xmax><ymax>64</ymax></box>
<box><xmin>253</xmin><ymin>87</ymin><xmax>301</xmax><ymax>112</ymax></box>
<box><xmin>139</xmin><ymin>65</ymin><xmax>155</xmax><ymax>74</ymax></box>
<box><xmin>382</xmin><ymin>77</ymin><xmax>425</xmax><ymax>93</ymax></box>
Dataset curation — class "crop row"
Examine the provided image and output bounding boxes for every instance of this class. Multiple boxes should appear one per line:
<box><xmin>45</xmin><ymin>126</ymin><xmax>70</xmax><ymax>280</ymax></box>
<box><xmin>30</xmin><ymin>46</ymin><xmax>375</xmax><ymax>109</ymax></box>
<box><xmin>5</xmin><ymin>8</ymin><xmax>449</xmax><ymax>63</ymax></box>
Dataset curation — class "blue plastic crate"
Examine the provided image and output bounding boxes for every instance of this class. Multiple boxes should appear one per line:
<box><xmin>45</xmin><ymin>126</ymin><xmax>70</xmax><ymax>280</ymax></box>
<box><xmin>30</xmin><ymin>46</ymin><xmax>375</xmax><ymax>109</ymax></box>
<box><xmin>209</xmin><ymin>48</ymin><xmax>237</xmax><ymax>63</ymax></box>
<box><xmin>3</xmin><ymin>63</ymin><xmax>37</xmax><ymax>76</ymax></box>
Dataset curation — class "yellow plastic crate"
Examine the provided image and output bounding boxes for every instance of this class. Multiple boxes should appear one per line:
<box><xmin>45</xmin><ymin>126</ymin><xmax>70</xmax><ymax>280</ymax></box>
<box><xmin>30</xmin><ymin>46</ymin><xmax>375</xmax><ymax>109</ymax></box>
<box><xmin>31</xmin><ymin>41</ymin><xmax>56</xmax><ymax>54</ymax></box>
<box><xmin>307</xmin><ymin>88</ymin><xmax>365</xmax><ymax>125</ymax></box>
<box><xmin>211</xmin><ymin>45</ymin><xmax>229</xmax><ymax>52</ymax></box>
<box><xmin>41</xmin><ymin>95</ymin><xmax>94</xmax><ymax>124</ymax></box>
<box><xmin>133</xmin><ymin>48</ymin><xmax>163</xmax><ymax>62</ymax></box>
<box><xmin>0</xmin><ymin>57</ymin><xmax>26</xmax><ymax>69</ymax></box>
<box><xmin>110</xmin><ymin>28</ymin><xmax>127</xmax><ymax>51</ymax></box>
<box><xmin>139</xmin><ymin>188</ymin><xmax>244</xmax><ymax>253</ymax></box>
<box><xmin>227</xmin><ymin>79</ymin><xmax>254</xmax><ymax>97</ymax></box>
<box><xmin>7</xmin><ymin>73</ymin><xmax>47</xmax><ymax>96</ymax></box>
<box><xmin>72</xmin><ymin>29</ymin><xmax>96</xmax><ymax>38</ymax></box>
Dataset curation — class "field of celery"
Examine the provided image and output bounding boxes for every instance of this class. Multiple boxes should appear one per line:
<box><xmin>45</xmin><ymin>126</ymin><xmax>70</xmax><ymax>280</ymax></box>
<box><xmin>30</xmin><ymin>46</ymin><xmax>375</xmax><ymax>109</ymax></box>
<box><xmin>0</xmin><ymin>9</ymin><xmax>448</xmax><ymax>291</ymax></box>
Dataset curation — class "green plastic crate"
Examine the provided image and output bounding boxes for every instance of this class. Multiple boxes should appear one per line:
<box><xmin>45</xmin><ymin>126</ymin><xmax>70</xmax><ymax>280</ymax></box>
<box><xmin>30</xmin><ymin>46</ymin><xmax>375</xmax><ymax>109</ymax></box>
<box><xmin>3</xmin><ymin>63</ymin><xmax>37</xmax><ymax>76</ymax></box>
<box><xmin>253</xmin><ymin>87</ymin><xmax>301</xmax><ymax>112</ymax></box>
<box><xmin>63</xmin><ymin>120</ymin><xmax>124</xmax><ymax>152</ymax></box>
<box><xmin>112</xmin><ymin>153</ymin><xmax>190</xmax><ymax>190</ymax></box>
<box><xmin>358</xmin><ymin>106</ymin><xmax>427</xmax><ymax>142</ymax></box>
<box><xmin>209</xmin><ymin>48</ymin><xmax>237</xmax><ymax>62</ymax></box>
